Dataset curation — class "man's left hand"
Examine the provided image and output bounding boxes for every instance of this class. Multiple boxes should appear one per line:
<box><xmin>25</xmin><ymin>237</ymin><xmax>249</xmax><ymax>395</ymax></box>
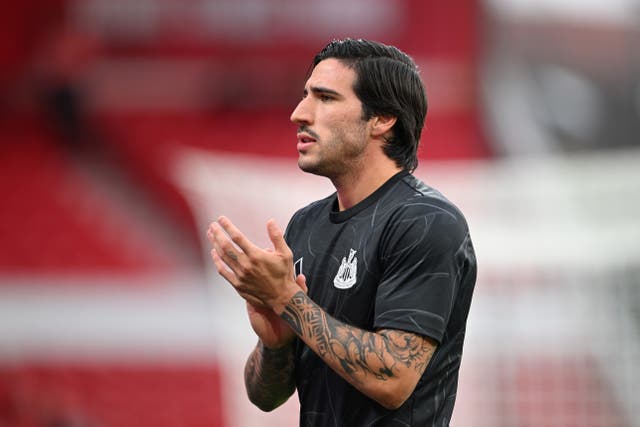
<box><xmin>207</xmin><ymin>216</ymin><xmax>300</xmax><ymax>314</ymax></box>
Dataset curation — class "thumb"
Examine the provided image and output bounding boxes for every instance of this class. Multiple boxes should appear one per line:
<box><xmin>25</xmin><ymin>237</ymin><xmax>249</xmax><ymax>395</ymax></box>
<box><xmin>295</xmin><ymin>274</ymin><xmax>308</xmax><ymax>293</ymax></box>
<box><xmin>266</xmin><ymin>219</ymin><xmax>289</xmax><ymax>253</ymax></box>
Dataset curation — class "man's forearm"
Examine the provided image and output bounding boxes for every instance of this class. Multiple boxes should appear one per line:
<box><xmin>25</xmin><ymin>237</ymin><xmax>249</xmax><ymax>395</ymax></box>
<box><xmin>244</xmin><ymin>340</ymin><xmax>296</xmax><ymax>411</ymax></box>
<box><xmin>280</xmin><ymin>291</ymin><xmax>435</xmax><ymax>410</ymax></box>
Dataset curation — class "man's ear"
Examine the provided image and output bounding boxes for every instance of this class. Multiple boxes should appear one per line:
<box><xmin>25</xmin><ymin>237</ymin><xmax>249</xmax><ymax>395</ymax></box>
<box><xmin>370</xmin><ymin>115</ymin><xmax>397</xmax><ymax>138</ymax></box>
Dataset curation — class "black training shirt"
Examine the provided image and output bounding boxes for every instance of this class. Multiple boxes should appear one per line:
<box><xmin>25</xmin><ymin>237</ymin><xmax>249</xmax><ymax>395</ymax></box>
<box><xmin>285</xmin><ymin>171</ymin><xmax>477</xmax><ymax>426</ymax></box>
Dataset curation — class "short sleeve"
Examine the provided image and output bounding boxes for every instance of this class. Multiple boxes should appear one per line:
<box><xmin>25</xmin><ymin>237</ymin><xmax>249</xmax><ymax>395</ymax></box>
<box><xmin>284</xmin><ymin>209</ymin><xmax>302</xmax><ymax>245</ymax></box>
<box><xmin>374</xmin><ymin>202</ymin><xmax>469</xmax><ymax>343</ymax></box>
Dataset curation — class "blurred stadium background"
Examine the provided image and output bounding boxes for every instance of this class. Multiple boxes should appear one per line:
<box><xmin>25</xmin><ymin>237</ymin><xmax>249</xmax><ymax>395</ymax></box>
<box><xmin>1</xmin><ymin>0</ymin><xmax>639</xmax><ymax>426</ymax></box>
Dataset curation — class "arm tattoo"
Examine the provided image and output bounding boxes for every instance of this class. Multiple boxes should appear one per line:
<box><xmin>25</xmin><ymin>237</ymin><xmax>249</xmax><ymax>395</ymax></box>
<box><xmin>244</xmin><ymin>341</ymin><xmax>296</xmax><ymax>411</ymax></box>
<box><xmin>281</xmin><ymin>291</ymin><xmax>435</xmax><ymax>385</ymax></box>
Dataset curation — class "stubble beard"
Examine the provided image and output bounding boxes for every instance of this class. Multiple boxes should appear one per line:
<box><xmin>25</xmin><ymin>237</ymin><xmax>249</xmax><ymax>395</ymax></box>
<box><xmin>298</xmin><ymin>124</ymin><xmax>369</xmax><ymax>179</ymax></box>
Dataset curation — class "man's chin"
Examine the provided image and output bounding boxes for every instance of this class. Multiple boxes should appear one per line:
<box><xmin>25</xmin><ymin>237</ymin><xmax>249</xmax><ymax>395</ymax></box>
<box><xmin>298</xmin><ymin>158</ymin><xmax>324</xmax><ymax>176</ymax></box>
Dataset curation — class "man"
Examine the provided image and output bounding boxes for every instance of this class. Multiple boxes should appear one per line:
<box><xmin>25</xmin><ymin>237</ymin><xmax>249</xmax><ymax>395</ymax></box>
<box><xmin>208</xmin><ymin>39</ymin><xmax>476</xmax><ymax>426</ymax></box>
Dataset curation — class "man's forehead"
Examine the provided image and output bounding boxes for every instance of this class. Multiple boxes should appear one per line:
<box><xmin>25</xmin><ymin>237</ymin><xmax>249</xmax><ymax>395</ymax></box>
<box><xmin>305</xmin><ymin>58</ymin><xmax>356</xmax><ymax>91</ymax></box>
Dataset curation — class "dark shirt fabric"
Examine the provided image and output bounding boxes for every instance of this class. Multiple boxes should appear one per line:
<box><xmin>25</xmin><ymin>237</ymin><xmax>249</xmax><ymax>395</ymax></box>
<box><xmin>285</xmin><ymin>171</ymin><xmax>477</xmax><ymax>426</ymax></box>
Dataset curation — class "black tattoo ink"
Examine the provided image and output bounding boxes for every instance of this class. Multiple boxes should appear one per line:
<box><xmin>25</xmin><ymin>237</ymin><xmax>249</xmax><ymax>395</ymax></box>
<box><xmin>244</xmin><ymin>341</ymin><xmax>296</xmax><ymax>411</ymax></box>
<box><xmin>280</xmin><ymin>291</ymin><xmax>435</xmax><ymax>386</ymax></box>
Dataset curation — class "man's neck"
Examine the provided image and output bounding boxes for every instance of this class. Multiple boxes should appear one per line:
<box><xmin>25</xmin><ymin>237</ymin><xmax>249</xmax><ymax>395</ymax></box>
<box><xmin>332</xmin><ymin>160</ymin><xmax>403</xmax><ymax>211</ymax></box>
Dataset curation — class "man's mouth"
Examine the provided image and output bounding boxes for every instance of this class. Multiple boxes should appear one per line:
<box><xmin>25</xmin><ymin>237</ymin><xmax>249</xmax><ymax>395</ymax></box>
<box><xmin>297</xmin><ymin>134</ymin><xmax>317</xmax><ymax>143</ymax></box>
<box><xmin>297</xmin><ymin>132</ymin><xmax>317</xmax><ymax>152</ymax></box>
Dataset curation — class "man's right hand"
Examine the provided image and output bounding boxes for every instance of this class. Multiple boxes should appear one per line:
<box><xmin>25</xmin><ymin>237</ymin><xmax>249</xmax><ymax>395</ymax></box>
<box><xmin>246</xmin><ymin>273</ymin><xmax>307</xmax><ymax>349</ymax></box>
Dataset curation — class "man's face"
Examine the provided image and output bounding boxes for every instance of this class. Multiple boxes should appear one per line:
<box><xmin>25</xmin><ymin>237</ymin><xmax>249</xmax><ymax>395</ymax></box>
<box><xmin>290</xmin><ymin>58</ymin><xmax>371</xmax><ymax>178</ymax></box>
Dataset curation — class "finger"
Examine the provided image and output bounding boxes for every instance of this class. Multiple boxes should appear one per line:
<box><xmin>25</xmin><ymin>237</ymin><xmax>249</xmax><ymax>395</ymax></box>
<box><xmin>295</xmin><ymin>274</ymin><xmax>308</xmax><ymax>293</ymax></box>
<box><xmin>209</xmin><ymin>223</ymin><xmax>243</xmax><ymax>268</ymax></box>
<box><xmin>211</xmin><ymin>249</ymin><xmax>238</xmax><ymax>285</ymax></box>
<box><xmin>217</xmin><ymin>216</ymin><xmax>258</xmax><ymax>256</ymax></box>
<box><xmin>210</xmin><ymin>237</ymin><xmax>241</xmax><ymax>272</ymax></box>
<box><xmin>213</xmin><ymin>250</ymin><xmax>265</xmax><ymax>307</ymax></box>
<box><xmin>266</xmin><ymin>219</ymin><xmax>290</xmax><ymax>254</ymax></box>
<box><xmin>206</xmin><ymin>224</ymin><xmax>216</xmax><ymax>246</ymax></box>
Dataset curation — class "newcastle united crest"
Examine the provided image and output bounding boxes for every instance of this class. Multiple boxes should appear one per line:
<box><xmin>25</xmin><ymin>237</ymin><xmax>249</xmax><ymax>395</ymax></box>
<box><xmin>333</xmin><ymin>249</ymin><xmax>358</xmax><ymax>289</ymax></box>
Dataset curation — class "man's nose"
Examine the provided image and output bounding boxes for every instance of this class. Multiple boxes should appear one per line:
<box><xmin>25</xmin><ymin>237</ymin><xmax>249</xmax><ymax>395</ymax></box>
<box><xmin>290</xmin><ymin>97</ymin><xmax>312</xmax><ymax>125</ymax></box>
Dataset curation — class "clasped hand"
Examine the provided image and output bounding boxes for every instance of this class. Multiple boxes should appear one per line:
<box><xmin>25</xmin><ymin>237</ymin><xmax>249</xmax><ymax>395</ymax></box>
<box><xmin>207</xmin><ymin>216</ymin><xmax>304</xmax><ymax>315</ymax></box>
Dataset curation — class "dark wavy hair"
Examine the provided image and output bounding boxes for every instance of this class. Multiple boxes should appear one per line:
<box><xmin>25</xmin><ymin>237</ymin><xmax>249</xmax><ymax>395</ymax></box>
<box><xmin>312</xmin><ymin>38</ymin><xmax>427</xmax><ymax>172</ymax></box>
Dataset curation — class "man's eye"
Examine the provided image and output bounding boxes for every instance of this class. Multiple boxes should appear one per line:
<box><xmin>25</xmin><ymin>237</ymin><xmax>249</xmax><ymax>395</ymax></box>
<box><xmin>319</xmin><ymin>95</ymin><xmax>333</xmax><ymax>102</ymax></box>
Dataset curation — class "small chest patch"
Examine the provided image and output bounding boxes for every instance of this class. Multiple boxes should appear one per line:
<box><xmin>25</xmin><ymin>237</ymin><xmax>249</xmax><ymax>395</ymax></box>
<box><xmin>333</xmin><ymin>249</ymin><xmax>358</xmax><ymax>289</ymax></box>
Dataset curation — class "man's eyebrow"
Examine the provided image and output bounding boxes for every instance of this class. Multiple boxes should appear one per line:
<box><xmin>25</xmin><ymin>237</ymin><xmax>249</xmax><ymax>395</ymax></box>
<box><xmin>306</xmin><ymin>86</ymin><xmax>342</xmax><ymax>97</ymax></box>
